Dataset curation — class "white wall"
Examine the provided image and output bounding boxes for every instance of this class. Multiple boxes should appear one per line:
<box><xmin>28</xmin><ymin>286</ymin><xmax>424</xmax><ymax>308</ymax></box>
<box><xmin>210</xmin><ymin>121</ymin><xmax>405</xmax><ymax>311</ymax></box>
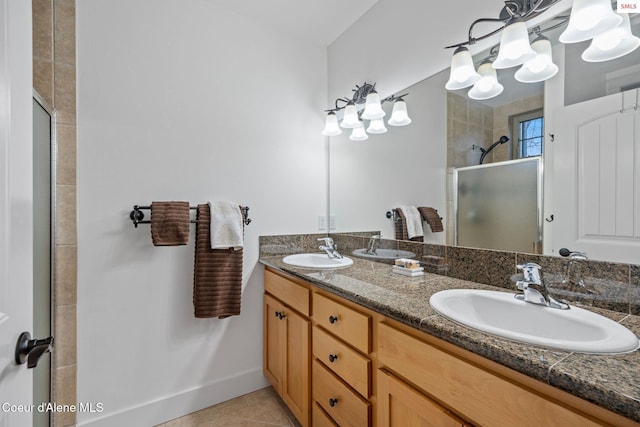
<box><xmin>327</xmin><ymin>0</ymin><xmax>508</xmax><ymax>101</ymax></box>
<box><xmin>76</xmin><ymin>0</ymin><xmax>326</xmax><ymax>425</ymax></box>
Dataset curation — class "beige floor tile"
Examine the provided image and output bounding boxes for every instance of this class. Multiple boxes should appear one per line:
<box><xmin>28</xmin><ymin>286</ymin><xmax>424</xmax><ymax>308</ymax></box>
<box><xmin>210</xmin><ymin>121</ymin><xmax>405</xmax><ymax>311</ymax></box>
<box><xmin>159</xmin><ymin>387</ymin><xmax>297</xmax><ymax>427</ymax></box>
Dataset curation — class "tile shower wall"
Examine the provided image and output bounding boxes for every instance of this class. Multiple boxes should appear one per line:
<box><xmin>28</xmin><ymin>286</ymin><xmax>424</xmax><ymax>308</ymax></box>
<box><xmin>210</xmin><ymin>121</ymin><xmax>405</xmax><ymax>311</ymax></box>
<box><xmin>261</xmin><ymin>233</ymin><xmax>640</xmax><ymax>316</ymax></box>
<box><xmin>33</xmin><ymin>1</ymin><xmax>77</xmax><ymax>426</ymax></box>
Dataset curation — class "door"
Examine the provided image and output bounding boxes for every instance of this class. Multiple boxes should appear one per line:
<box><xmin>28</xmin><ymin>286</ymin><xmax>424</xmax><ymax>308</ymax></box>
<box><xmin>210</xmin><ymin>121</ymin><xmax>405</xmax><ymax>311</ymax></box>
<box><xmin>0</xmin><ymin>0</ymin><xmax>35</xmax><ymax>425</ymax></box>
<box><xmin>264</xmin><ymin>294</ymin><xmax>284</xmax><ymax>394</ymax></box>
<box><xmin>554</xmin><ymin>89</ymin><xmax>640</xmax><ymax>263</ymax></box>
<box><xmin>281</xmin><ymin>308</ymin><xmax>309</xmax><ymax>426</ymax></box>
<box><xmin>378</xmin><ymin>370</ymin><xmax>464</xmax><ymax>427</ymax></box>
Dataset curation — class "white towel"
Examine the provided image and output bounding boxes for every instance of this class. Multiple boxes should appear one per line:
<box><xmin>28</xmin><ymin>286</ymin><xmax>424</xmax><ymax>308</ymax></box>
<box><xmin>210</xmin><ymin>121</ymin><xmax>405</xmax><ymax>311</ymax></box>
<box><xmin>208</xmin><ymin>201</ymin><xmax>244</xmax><ymax>250</ymax></box>
<box><xmin>399</xmin><ymin>206</ymin><xmax>424</xmax><ymax>239</ymax></box>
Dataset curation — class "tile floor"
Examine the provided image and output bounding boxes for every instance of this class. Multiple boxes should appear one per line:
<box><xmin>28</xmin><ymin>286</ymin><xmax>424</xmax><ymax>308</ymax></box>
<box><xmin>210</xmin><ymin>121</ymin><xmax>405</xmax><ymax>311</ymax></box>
<box><xmin>156</xmin><ymin>387</ymin><xmax>302</xmax><ymax>427</ymax></box>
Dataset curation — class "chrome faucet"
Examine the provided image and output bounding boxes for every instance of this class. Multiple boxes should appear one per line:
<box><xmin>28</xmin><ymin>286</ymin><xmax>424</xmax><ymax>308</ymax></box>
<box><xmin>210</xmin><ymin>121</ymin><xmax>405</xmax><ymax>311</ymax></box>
<box><xmin>364</xmin><ymin>234</ymin><xmax>381</xmax><ymax>255</ymax></box>
<box><xmin>318</xmin><ymin>237</ymin><xmax>343</xmax><ymax>259</ymax></box>
<box><xmin>560</xmin><ymin>248</ymin><xmax>588</xmax><ymax>289</ymax></box>
<box><xmin>515</xmin><ymin>263</ymin><xmax>569</xmax><ymax>310</ymax></box>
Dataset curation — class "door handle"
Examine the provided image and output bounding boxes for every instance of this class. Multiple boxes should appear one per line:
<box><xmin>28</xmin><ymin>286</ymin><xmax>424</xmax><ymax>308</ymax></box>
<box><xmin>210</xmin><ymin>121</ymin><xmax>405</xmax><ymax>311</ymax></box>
<box><xmin>15</xmin><ymin>332</ymin><xmax>54</xmax><ymax>369</ymax></box>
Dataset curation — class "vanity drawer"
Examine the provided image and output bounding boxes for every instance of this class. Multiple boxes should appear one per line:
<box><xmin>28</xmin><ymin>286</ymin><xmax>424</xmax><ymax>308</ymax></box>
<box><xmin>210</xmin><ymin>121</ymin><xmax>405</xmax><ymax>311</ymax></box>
<box><xmin>312</xmin><ymin>325</ymin><xmax>371</xmax><ymax>398</ymax></box>
<box><xmin>377</xmin><ymin>322</ymin><xmax>602</xmax><ymax>427</ymax></box>
<box><xmin>313</xmin><ymin>359</ymin><xmax>370</xmax><ymax>427</ymax></box>
<box><xmin>312</xmin><ymin>402</ymin><xmax>338</xmax><ymax>427</ymax></box>
<box><xmin>264</xmin><ymin>269</ymin><xmax>309</xmax><ymax>316</ymax></box>
<box><xmin>312</xmin><ymin>293</ymin><xmax>371</xmax><ymax>354</ymax></box>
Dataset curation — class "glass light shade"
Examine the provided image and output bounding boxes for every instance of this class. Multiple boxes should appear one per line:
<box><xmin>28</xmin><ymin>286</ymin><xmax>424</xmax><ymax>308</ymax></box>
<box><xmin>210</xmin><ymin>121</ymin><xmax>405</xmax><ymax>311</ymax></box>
<box><xmin>387</xmin><ymin>100</ymin><xmax>412</xmax><ymax>126</ymax></box>
<box><xmin>445</xmin><ymin>47</ymin><xmax>481</xmax><ymax>90</ymax></box>
<box><xmin>366</xmin><ymin>118</ymin><xmax>387</xmax><ymax>134</ymax></box>
<box><xmin>321</xmin><ymin>112</ymin><xmax>342</xmax><ymax>136</ymax></box>
<box><xmin>349</xmin><ymin>122</ymin><xmax>368</xmax><ymax>141</ymax></box>
<box><xmin>340</xmin><ymin>102</ymin><xmax>360</xmax><ymax>128</ymax></box>
<box><xmin>468</xmin><ymin>62</ymin><xmax>504</xmax><ymax>100</ymax></box>
<box><xmin>559</xmin><ymin>0</ymin><xmax>623</xmax><ymax>43</ymax></box>
<box><xmin>361</xmin><ymin>90</ymin><xmax>386</xmax><ymax>120</ymax></box>
<box><xmin>514</xmin><ymin>36</ymin><xmax>559</xmax><ymax>83</ymax></box>
<box><xmin>493</xmin><ymin>19</ymin><xmax>537</xmax><ymax>69</ymax></box>
<box><xmin>582</xmin><ymin>14</ymin><xmax>640</xmax><ymax>62</ymax></box>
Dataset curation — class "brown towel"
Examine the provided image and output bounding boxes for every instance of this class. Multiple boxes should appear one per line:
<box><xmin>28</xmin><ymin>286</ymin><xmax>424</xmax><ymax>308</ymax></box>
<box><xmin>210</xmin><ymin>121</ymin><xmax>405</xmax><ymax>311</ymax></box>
<box><xmin>150</xmin><ymin>201</ymin><xmax>191</xmax><ymax>246</ymax></box>
<box><xmin>394</xmin><ymin>209</ymin><xmax>424</xmax><ymax>242</ymax></box>
<box><xmin>418</xmin><ymin>207</ymin><xmax>444</xmax><ymax>233</ymax></box>
<box><xmin>193</xmin><ymin>204</ymin><xmax>243</xmax><ymax>319</ymax></box>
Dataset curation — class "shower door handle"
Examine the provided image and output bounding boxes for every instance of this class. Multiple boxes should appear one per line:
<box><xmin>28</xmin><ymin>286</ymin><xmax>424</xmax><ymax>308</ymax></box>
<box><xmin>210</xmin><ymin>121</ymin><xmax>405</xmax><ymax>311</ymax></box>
<box><xmin>15</xmin><ymin>331</ymin><xmax>54</xmax><ymax>369</ymax></box>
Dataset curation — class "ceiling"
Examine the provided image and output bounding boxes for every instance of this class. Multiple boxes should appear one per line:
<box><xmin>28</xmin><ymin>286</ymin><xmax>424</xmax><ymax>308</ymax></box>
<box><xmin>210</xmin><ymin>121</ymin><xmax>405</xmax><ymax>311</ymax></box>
<box><xmin>203</xmin><ymin>0</ymin><xmax>379</xmax><ymax>47</ymax></box>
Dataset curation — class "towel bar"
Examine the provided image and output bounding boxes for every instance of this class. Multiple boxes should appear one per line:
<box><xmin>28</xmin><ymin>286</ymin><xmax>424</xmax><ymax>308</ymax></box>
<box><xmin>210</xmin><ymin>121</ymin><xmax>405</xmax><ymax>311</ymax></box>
<box><xmin>386</xmin><ymin>208</ymin><xmax>443</xmax><ymax>222</ymax></box>
<box><xmin>129</xmin><ymin>204</ymin><xmax>251</xmax><ymax>228</ymax></box>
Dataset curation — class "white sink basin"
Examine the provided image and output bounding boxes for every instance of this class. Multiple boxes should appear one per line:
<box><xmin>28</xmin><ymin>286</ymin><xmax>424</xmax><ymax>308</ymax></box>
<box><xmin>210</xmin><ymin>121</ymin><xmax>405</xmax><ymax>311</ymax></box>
<box><xmin>282</xmin><ymin>253</ymin><xmax>353</xmax><ymax>269</ymax></box>
<box><xmin>429</xmin><ymin>289</ymin><xmax>639</xmax><ymax>354</ymax></box>
<box><xmin>352</xmin><ymin>248</ymin><xmax>416</xmax><ymax>261</ymax></box>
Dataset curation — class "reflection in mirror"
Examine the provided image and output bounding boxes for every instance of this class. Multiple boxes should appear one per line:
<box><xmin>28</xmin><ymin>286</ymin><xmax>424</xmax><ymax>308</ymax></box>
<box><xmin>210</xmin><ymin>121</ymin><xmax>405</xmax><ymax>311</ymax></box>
<box><xmin>328</xmin><ymin>8</ymin><xmax>640</xmax><ymax>263</ymax></box>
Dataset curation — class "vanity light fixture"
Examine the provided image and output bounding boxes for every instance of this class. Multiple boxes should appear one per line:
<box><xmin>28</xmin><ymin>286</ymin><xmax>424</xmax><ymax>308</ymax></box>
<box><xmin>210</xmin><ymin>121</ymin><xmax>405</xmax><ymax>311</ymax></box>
<box><xmin>444</xmin><ymin>0</ymin><xmax>637</xmax><ymax>101</ymax></box>
<box><xmin>322</xmin><ymin>82</ymin><xmax>411</xmax><ymax>139</ymax></box>
<box><xmin>581</xmin><ymin>13</ymin><xmax>640</xmax><ymax>62</ymax></box>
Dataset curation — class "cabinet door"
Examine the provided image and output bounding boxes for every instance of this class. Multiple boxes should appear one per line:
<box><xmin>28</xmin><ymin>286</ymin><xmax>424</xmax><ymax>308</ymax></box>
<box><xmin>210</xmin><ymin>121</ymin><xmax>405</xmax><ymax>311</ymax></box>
<box><xmin>264</xmin><ymin>294</ymin><xmax>285</xmax><ymax>395</ymax></box>
<box><xmin>378</xmin><ymin>370</ymin><xmax>465</xmax><ymax>427</ymax></box>
<box><xmin>282</xmin><ymin>307</ymin><xmax>310</xmax><ymax>426</ymax></box>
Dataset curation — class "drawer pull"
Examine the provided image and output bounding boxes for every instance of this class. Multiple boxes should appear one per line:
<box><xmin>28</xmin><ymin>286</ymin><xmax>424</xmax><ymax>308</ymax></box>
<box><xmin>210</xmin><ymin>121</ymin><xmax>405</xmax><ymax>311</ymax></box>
<box><xmin>329</xmin><ymin>315</ymin><xmax>338</xmax><ymax>324</ymax></box>
<box><xmin>329</xmin><ymin>398</ymin><xmax>338</xmax><ymax>407</ymax></box>
<box><xmin>328</xmin><ymin>354</ymin><xmax>338</xmax><ymax>363</ymax></box>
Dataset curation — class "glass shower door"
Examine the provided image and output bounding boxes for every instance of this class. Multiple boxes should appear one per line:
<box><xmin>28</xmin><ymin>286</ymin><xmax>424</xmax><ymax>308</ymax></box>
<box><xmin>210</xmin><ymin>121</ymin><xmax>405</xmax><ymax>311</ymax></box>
<box><xmin>455</xmin><ymin>157</ymin><xmax>542</xmax><ymax>254</ymax></box>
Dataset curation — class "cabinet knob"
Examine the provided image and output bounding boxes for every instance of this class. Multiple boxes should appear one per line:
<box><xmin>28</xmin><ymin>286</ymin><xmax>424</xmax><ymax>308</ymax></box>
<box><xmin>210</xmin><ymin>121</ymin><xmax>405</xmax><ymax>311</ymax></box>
<box><xmin>274</xmin><ymin>311</ymin><xmax>280</xmax><ymax>318</ymax></box>
<box><xmin>274</xmin><ymin>311</ymin><xmax>285</xmax><ymax>320</ymax></box>
<box><xmin>329</xmin><ymin>315</ymin><xmax>338</xmax><ymax>324</ymax></box>
<box><xmin>329</xmin><ymin>398</ymin><xmax>338</xmax><ymax>407</ymax></box>
<box><xmin>328</xmin><ymin>354</ymin><xmax>338</xmax><ymax>363</ymax></box>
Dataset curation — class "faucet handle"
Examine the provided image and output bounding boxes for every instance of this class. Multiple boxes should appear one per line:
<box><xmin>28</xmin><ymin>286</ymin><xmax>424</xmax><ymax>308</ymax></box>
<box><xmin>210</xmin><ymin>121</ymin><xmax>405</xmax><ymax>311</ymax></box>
<box><xmin>317</xmin><ymin>237</ymin><xmax>334</xmax><ymax>247</ymax></box>
<box><xmin>517</xmin><ymin>262</ymin><xmax>543</xmax><ymax>283</ymax></box>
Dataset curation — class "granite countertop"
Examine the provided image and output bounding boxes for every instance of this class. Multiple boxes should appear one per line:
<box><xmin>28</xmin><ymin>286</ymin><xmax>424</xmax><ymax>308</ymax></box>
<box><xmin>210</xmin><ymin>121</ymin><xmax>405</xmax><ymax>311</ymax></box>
<box><xmin>259</xmin><ymin>255</ymin><xmax>640</xmax><ymax>423</ymax></box>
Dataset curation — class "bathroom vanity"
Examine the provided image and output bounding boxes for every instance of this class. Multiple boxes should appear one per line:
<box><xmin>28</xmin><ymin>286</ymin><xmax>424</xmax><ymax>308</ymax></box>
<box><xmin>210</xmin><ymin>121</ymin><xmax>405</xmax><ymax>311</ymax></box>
<box><xmin>260</xmin><ymin>255</ymin><xmax>640</xmax><ymax>427</ymax></box>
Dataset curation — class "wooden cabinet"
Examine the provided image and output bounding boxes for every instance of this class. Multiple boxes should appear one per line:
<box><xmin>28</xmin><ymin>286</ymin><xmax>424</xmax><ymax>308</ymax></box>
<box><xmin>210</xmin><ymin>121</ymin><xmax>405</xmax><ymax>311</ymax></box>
<box><xmin>313</xmin><ymin>359</ymin><xmax>370</xmax><ymax>427</ymax></box>
<box><xmin>378</xmin><ymin>370</ymin><xmax>467</xmax><ymax>427</ymax></box>
<box><xmin>378</xmin><ymin>321</ymin><xmax>608</xmax><ymax>427</ymax></box>
<box><xmin>263</xmin><ymin>271</ymin><xmax>310</xmax><ymax>426</ymax></box>
<box><xmin>264</xmin><ymin>267</ymin><xmax>638</xmax><ymax>427</ymax></box>
<box><xmin>311</xmin><ymin>291</ymin><xmax>373</xmax><ymax>426</ymax></box>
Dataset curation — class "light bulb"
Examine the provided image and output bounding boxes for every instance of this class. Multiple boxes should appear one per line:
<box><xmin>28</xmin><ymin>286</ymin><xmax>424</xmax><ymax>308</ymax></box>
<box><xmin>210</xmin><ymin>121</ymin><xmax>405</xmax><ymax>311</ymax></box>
<box><xmin>468</xmin><ymin>62</ymin><xmax>503</xmax><ymax>100</ymax></box>
<box><xmin>515</xmin><ymin>36</ymin><xmax>558</xmax><ymax>83</ymax></box>
<box><xmin>493</xmin><ymin>19</ymin><xmax>536</xmax><ymax>69</ymax></box>
<box><xmin>445</xmin><ymin>47</ymin><xmax>481</xmax><ymax>90</ymax></box>
<box><xmin>559</xmin><ymin>0</ymin><xmax>623</xmax><ymax>43</ymax></box>
<box><xmin>387</xmin><ymin>100</ymin><xmax>412</xmax><ymax>126</ymax></box>
<box><xmin>582</xmin><ymin>14</ymin><xmax>640</xmax><ymax>62</ymax></box>
<box><xmin>367</xmin><ymin>118</ymin><xmax>387</xmax><ymax>134</ymax></box>
<box><xmin>361</xmin><ymin>90</ymin><xmax>385</xmax><ymax>120</ymax></box>
<box><xmin>322</xmin><ymin>112</ymin><xmax>342</xmax><ymax>136</ymax></box>
<box><xmin>340</xmin><ymin>102</ymin><xmax>360</xmax><ymax>128</ymax></box>
<box><xmin>349</xmin><ymin>121</ymin><xmax>368</xmax><ymax>141</ymax></box>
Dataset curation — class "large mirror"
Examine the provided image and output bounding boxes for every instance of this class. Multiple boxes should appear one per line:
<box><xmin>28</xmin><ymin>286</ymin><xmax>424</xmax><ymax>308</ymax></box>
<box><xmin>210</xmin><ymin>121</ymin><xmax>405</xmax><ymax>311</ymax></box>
<box><xmin>329</xmin><ymin>7</ymin><xmax>640</xmax><ymax>264</ymax></box>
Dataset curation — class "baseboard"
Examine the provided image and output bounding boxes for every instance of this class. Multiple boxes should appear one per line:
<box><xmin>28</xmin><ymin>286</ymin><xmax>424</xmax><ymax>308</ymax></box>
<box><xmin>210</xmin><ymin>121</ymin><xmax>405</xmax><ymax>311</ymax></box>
<box><xmin>77</xmin><ymin>368</ymin><xmax>269</xmax><ymax>427</ymax></box>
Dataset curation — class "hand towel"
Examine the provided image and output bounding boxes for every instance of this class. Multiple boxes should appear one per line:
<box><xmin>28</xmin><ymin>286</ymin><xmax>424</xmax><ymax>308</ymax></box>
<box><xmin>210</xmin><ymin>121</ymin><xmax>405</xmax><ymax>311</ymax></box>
<box><xmin>418</xmin><ymin>207</ymin><xmax>444</xmax><ymax>233</ymax></box>
<box><xmin>398</xmin><ymin>206</ymin><xmax>424</xmax><ymax>239</ymax></box>
<box><xmin>150</xmin><ymin>201</ymin><xmax>190</xmax><ymax>246</ymax></box>
<box><xmin>208</xmin><ymin>201</ymin><xmax>244</xmax><ymax>250</ymax></box>
<box><xmin>193</xmin><ymin>204</ymin><xmax>243</xmax><ymax>319</ymax></box>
